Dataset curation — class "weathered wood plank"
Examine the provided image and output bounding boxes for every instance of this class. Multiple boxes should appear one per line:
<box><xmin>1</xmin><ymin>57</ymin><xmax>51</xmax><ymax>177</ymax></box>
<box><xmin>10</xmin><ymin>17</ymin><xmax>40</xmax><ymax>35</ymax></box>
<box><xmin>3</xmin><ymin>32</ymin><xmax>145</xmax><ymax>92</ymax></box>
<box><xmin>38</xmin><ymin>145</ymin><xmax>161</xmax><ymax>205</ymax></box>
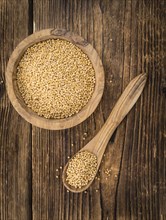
<box><xmin>0</xmin><ymin>0</ymin><xmax>165</xmax><ymax>219</ymax></box>
<box><xmin>0</xmin><ymin>0</ymin><xmax>32</xmax><ymax>219</ymax></box>
<box><xmin>32</xmin><ymin>0</ymin><xmax>103</xmax><ymax>219</ymax></box>
<box><xmin>32</xmin><ymin>0</ymin><xmax>165</xmax><ymax>219</ymax></box>
<box><xmin>116</xmin><ymin>0</ymin><xmax>166</xmax><ymax>220</ymax></box>
<box><xmin>0</xmin><ymin>0</ymin><xmax>161</xmax><ymax>219</ymax></box>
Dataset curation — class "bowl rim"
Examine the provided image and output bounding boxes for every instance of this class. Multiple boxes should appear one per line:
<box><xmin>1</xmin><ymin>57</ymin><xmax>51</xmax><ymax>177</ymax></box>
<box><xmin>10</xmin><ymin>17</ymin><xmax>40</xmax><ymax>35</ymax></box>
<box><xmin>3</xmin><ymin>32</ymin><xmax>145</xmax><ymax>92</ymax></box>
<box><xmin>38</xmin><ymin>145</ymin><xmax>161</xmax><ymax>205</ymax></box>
<box><xmin>5</xmin><ymin>28</ymin><xmax>105</xmax><ymax>130</ymax></box>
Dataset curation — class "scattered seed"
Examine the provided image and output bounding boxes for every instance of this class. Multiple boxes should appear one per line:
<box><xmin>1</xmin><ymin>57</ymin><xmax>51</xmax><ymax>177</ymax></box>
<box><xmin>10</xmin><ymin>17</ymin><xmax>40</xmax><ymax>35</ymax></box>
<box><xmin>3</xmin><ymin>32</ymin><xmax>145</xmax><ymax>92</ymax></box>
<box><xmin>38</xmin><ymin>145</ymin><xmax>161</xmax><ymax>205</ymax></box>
<box><xmin>60</xmin><ymin>166</ymin><xmax>62</xmax><ymax>169</ymax></box>
<box><xmin>56</xmin><ymin>176</ymin><xmax>59</xmax><ymax>178</ymax></box>
<box><xmin>56</xmin><ymin>169</ymin><xmax>59</xmax><ymax>172</ymax></box>
<box><xmin>104</xmin><ymin>168</ymin><xmax>112</xmax><ymax>177</ymax></box>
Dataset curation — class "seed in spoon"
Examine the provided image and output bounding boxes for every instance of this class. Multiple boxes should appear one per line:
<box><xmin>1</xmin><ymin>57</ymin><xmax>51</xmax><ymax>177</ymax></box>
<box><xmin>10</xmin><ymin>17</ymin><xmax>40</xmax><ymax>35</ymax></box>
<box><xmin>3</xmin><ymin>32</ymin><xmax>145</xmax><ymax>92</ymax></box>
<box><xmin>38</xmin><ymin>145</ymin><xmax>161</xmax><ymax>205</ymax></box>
<box><xmin>66</xmin><ymin>151</ymin><xmax>98</xmax><ymax>189</ymax></box>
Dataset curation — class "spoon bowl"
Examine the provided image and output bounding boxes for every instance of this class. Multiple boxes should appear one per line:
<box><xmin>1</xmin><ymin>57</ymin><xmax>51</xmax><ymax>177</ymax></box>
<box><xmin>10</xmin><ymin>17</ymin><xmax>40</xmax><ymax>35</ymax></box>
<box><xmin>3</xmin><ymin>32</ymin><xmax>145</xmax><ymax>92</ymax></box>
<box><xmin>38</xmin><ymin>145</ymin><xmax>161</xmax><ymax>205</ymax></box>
<box><xmin>62</xmin><ymin>73</ymin><xmax>147</xmax><ymax>193</ymax></box>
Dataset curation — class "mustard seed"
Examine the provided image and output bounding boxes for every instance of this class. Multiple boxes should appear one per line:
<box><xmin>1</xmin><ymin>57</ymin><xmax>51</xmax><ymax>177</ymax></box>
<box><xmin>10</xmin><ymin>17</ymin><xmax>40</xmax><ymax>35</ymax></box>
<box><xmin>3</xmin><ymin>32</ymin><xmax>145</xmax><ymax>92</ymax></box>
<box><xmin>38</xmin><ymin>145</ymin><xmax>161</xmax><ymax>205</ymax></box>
<box><xmin>66</xmin><ymin>151</ymin><xmax>97</xmax><ymax>189</ymax></box>
<box><xmin>16</xmin><ymin>39</ymin><xmax>95</xmax><ymax>119</ymax></box>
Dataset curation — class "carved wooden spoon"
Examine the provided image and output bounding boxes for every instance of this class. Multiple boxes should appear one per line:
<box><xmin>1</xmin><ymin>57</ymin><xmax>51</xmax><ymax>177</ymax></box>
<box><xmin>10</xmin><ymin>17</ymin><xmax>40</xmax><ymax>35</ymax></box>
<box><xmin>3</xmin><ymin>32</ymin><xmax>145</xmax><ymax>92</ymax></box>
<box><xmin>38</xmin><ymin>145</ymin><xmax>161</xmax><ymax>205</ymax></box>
<box><xmin>62</xmin><ymin>73</ymin><xmax>147</xmax><ymax>193</ymax></box>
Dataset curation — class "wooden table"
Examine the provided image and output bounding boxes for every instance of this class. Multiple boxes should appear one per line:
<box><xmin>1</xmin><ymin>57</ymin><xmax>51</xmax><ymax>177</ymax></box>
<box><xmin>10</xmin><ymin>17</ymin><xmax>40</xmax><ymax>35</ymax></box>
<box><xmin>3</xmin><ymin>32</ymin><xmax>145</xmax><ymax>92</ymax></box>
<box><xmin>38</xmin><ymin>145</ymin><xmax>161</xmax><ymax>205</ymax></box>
<box><xmin>0</xmin><ymin>0</ymin><xmax>165</xmax><ymax>219</ymax></box>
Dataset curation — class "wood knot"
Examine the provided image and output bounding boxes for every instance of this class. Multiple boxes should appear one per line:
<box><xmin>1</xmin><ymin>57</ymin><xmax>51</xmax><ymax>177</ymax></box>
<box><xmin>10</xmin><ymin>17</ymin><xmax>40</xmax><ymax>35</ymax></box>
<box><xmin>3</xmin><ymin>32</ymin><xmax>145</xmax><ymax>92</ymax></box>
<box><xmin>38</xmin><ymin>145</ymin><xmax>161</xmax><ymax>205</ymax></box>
<box><xmin>71</xmin><ymin>36</ymin><xmax>89</xmax><ymax>47</ymax></box>
<box><xmin>50</xmin><ymin>28</ymin><xmax>67</xmax><ymax>36</ymax></box>
<box><xmin>50</xmin><ymin>28</ymin><xmax>89</xmax><ymax>47</ymax></box>
<box><xmin>0</xmin><ymin>77</ymin><xmax>5</xmax><ymax>99</ymax></box>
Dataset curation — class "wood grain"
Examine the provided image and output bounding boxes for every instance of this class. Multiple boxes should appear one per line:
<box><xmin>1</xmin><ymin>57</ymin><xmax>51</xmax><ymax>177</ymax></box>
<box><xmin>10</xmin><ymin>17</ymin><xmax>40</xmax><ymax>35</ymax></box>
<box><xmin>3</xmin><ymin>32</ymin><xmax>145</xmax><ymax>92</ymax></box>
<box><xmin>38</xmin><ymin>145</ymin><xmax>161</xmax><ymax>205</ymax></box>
<box><xmin>32</xmin><ymin>0</ymin><xmax>166</xmax><ymax>219</ymax></box>
<box><xmin>0</xmin><ymin>0</ymin><xmax>32</xmax><ymax>220</ymax></box>
<box><xmin>0</xmin><ymin>0</ymin><xmax>165</xmax><ymax>219</ymax></box>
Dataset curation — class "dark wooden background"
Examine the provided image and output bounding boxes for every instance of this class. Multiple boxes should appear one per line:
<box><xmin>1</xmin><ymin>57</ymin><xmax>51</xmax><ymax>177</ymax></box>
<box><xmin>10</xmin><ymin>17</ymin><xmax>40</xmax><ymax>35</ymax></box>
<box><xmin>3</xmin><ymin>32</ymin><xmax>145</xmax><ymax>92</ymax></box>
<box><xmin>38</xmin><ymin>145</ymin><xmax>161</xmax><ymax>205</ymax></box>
<box><xmin>0</xmin><ymin>0</ymin><xmax>165</xmax><ymax>219</ymax></box>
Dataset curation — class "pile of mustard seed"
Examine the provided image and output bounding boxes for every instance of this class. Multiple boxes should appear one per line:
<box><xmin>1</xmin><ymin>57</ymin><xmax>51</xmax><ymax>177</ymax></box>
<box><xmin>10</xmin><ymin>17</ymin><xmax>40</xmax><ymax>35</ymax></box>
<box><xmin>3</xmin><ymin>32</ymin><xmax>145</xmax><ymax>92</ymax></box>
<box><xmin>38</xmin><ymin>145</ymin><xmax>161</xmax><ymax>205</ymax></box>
<box><xmin>16</xmin><ymin>39</ymin><xmax>95</xmax><ymax>119</ymax></box>
<box><xmin>66</xmin><ymin>151</ymin><xmax>97</xmax><ymax>189</ymax></box>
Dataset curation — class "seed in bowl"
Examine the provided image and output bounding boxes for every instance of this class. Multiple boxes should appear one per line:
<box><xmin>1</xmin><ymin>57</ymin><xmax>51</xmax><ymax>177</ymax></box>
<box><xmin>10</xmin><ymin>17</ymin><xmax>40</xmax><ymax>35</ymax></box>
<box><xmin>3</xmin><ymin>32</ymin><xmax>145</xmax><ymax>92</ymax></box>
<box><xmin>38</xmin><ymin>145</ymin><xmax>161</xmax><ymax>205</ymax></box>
<box><xmin>66</xmin><ymin>151</ymin><xmax>97</xmax><ymax>189</ymax></box>
<box><xmin>16</xmin><ymin>39</ymin><xmax>95</xmax><ymax>119</ymax></box>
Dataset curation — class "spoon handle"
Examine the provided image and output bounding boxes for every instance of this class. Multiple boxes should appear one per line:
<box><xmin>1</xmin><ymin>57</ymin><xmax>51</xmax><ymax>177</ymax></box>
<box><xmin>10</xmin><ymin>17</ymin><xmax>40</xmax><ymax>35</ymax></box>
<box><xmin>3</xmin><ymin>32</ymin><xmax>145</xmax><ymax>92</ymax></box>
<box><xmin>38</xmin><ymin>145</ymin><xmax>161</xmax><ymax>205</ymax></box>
<box><xmin>95</xmin><ymin>73</ymin><xmax>147</xmax><ymax>157</ymax></box>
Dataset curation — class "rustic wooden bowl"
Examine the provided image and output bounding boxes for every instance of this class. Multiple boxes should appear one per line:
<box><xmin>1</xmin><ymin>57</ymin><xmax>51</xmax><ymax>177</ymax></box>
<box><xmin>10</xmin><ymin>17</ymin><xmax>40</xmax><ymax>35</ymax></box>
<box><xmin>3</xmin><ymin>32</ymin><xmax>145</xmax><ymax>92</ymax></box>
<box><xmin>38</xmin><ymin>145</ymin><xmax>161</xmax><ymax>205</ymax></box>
<box><xmin>5</xmin><ymin>29</ymin><xmax>105</xmax><ymax>130</ymax></box>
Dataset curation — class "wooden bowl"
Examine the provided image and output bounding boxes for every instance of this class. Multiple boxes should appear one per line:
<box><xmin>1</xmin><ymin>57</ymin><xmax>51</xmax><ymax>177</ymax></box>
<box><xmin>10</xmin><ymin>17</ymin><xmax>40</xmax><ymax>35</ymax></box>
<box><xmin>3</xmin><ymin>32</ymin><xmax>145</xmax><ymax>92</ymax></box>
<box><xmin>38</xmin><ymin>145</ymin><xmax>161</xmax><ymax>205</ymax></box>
<box><xmin>5</xmin><ymin>29</ymin><xmax>105</xmax><ymax>130</ymax></box>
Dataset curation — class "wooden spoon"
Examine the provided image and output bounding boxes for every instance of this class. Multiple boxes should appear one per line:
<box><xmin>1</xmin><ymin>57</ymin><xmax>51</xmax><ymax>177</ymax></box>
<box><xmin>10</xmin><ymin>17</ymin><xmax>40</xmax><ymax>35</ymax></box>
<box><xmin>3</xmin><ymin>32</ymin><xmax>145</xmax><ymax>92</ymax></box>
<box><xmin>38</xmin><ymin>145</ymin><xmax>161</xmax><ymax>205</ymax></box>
<box><xmin>62</xmin><ymin>73</ymin><xmax>147</xmax><ymax>193</ymax></box>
